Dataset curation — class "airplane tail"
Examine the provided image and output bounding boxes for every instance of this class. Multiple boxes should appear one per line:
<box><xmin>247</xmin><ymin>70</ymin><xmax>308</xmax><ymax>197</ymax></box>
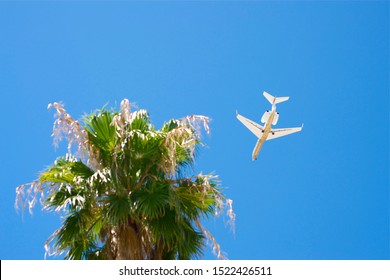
<box><xmin>263</xmin><ymin>91</ymin><xmax>289</xmax><ymax>105</ymax></box>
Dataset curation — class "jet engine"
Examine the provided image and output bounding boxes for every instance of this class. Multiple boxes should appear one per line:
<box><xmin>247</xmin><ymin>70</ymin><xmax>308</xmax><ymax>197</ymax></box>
<box><xmin>261</xmin><ymin>110</ymin><xmax>271</xmax><ymax>123</ymax></box>
<box><xmin>261</xmin><ymin>110</ymin><xmax>279</xmax><ymax>125</ymax></box>
<box><xmin>273</xmin><ymin>112</ymin><xmax>279</xmax><ymax>125</ymax></box>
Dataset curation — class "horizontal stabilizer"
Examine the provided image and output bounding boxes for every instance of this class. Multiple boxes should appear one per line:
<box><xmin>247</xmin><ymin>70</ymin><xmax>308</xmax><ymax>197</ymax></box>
<box><xmin>263</xmin><ymin>91</ymin><xmax>289</xmax><ymax>105</ymax></box>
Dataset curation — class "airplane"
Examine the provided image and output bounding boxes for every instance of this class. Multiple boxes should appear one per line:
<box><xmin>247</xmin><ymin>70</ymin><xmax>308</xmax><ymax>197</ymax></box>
<box><xmin>236</xmin><ymin>91</ymin><xmax>303</xmax><ymax>160</ymax></box>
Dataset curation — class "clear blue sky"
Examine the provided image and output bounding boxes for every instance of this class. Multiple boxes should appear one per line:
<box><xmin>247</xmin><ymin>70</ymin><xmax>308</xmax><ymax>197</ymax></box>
<box><xmin>0</xmin><ymin>1</ymin><xmax>388</xmax><ymax>260</ymax></box>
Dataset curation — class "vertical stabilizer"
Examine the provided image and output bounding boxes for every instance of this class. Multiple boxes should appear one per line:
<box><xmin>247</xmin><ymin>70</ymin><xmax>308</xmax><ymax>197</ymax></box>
<box><xmin>263</xmin><ymin>91</ymin><xmax>289</xmax><ymax>105</ymax></box>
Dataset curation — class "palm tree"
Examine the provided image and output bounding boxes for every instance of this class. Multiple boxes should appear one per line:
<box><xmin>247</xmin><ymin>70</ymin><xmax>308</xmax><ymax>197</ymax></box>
<box><xmin>16</xmin><ymin>99</ymin><xmax>234</xmax><ymax>260</ymax></box>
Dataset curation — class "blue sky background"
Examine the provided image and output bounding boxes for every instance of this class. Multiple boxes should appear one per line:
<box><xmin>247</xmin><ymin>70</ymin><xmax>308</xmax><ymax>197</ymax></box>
<box><xmin>0</xmin><ymin>1</ymin><xmax>388</xmax><ymax>260</ymax></box>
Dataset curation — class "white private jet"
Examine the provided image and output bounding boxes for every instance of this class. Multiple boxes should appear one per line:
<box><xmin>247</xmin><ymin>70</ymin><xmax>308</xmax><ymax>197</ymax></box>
<box><xmin>237</xmin><ymin>91</ymin><xmax>303</xmax><ymax>160</ymax></box>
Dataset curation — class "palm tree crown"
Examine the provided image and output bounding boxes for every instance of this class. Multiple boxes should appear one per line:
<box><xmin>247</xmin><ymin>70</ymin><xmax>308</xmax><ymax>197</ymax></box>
<box><xmin>16</xmin><ymin>99</ymin><xmax>234</xmax><ymax>260</ymax></box>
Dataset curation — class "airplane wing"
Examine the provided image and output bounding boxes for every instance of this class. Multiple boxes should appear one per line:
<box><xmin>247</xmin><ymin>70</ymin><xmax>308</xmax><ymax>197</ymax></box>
<box><xmin>266</xmin><ymin>125</ymin><xmax>303</xmax><ymax>140</ymax></box>
<box><xmin>236</xmin><ymin>112</ymin><xmax>264</xmax><ymax>138</ymax></box>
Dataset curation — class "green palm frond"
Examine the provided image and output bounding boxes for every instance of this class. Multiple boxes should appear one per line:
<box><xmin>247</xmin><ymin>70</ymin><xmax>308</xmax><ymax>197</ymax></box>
<box><xmin>56</xmin><ymin>211</ymin><xmax>86</xmax><ymax>246</ymax></box>
<box><xmin>131</xmin><ymin>182</ymin><xmax>169</xmax><ymax>220</ymax></box>
<box><xmin>39</xmin><ymin>158</ymin><xmax>94</xmax><ymax>211</ymax></box>
<box><xmin>149</xmin><ymin>208</ymin><xmax>183</xmax><ymax>246</ymax></box>
<box><xmin>128</xmin><ymin>109</ymin><xmax>152</xmax><ymax>132</ymax></box>
<box><xmin>103</xmin><ymin>194</ymin><xmax>131</xmax><ymax>225</ymax></box>
<box><xmin>45</xmin><ymin>185</ymin><xmax>86</xmax><ymax>211</ymax></box>
<box><xmin>176</xmin><ymin>220</ymin><xmax>204</xmax><ymax>260</ymax></box>
<box><xmin>85</xmin><ymin>110</ymin><xmax>117</xmax><ymax>165</ymax></box>
<box><xmin>39</xmin><ymin>157</ymin><xmax>76</xmax><ymax>184</ymax></box>
<box><xmin>149</xmin><ymin>209</ymin><xmax>204</xmax><ymax>260</ymax></box>
<box><xmin>40</xmin><ymin>157</ymin><xmax>94</xmax><ymax>184</ymax></box>
<box><xmin>172</xmin><ymin>185</ymin><xmax>214</xmax><ymax>219</ymax></box>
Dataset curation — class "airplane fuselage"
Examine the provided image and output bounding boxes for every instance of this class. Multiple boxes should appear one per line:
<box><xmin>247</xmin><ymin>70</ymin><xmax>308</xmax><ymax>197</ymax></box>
<box><xmin>252</xmin><ymin>106</ymin><xmax>276</xmax><ymax>160</ymax></box>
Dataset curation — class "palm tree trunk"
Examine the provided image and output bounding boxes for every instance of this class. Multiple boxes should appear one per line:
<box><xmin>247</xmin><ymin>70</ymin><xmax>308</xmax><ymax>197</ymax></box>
<box><xmin>106</xmin><ymin>220</ymin><xmax>143</xmax><ymax>259</ymax></box>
